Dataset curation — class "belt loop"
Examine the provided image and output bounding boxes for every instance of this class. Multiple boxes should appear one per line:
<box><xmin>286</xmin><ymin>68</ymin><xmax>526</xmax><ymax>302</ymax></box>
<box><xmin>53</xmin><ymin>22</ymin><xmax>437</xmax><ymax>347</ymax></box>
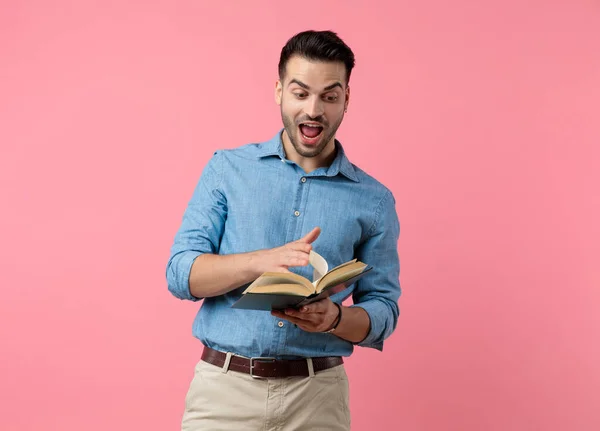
<box><xmin>306</xmin><ymin>358</ymin><xmax>315</xmax><ymax>378</ymax></box>
<box><xmin>222</xmin><ymin>352</ymin><xmax>232</xmax><ymax>373</ymax></box>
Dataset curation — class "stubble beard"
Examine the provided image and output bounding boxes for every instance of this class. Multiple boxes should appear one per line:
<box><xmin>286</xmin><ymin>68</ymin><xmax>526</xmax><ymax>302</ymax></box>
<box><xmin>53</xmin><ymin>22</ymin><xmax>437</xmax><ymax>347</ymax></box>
<box><xmin>281</xmin><ymin>109</ymin><xmax>344</xmax><ymax>158</ymax></box>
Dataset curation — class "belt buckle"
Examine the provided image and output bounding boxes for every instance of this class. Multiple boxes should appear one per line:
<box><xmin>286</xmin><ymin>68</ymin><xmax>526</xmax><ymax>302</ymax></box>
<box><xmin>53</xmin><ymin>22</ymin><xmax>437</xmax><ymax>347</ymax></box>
<box><xmin>249</xmin><ymin>357</ymin><xmax>276</xmax><ymax>379</ymax></box>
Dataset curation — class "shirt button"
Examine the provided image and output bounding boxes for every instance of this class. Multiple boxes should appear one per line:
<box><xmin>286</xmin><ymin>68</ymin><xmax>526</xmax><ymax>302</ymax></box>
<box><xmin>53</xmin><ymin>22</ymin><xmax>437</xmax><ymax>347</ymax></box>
<box><xmin>301</xmin><ymin>177</ymin><xmax>307</xmax><ymax>183</ymax></box>
<box><xmin>277</xmin><ymin>321</ymin><xmax>284</xmax><ymax>328</ymax></box>
<box><xmin>294</xmin><ymin>210</ymin><xmax>300</xmax><ymax>217</ymax></box>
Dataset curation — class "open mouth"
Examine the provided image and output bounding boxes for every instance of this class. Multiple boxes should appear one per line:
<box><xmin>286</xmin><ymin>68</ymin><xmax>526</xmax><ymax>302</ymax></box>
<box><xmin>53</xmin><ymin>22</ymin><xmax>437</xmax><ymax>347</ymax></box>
<box><xmin>298</xmin><ymin>123</ymin><xmax>324</xmax><ymax>145</ymax></box>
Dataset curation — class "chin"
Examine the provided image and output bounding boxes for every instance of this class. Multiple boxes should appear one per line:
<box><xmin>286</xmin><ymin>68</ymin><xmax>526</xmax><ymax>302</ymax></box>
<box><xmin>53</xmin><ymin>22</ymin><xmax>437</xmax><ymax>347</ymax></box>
<box><xmin>296</xmin><ymin>142</ymin><xmax>327</xmax><ymax>158</ymax></box>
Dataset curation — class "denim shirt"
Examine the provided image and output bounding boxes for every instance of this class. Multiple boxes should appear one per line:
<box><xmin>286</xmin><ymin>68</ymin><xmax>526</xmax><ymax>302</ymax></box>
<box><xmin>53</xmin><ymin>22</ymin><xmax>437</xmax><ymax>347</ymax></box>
<box><xmin>166</xmin><ymin>130</ymin><xmax>401</xmax><ymax>358</ymax></box>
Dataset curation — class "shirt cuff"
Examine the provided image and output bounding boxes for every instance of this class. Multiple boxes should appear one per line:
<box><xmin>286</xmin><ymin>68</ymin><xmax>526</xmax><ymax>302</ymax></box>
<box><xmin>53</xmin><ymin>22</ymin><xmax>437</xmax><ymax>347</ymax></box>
<box><xmin>167</xmin><ymin>251</ymin><xmax>203</xmax><ymax>301</ymax></box>
<box><xmin>350</xmin><ymin>299</ymin><xmax>391</xmax><ymax>351</ymax></box>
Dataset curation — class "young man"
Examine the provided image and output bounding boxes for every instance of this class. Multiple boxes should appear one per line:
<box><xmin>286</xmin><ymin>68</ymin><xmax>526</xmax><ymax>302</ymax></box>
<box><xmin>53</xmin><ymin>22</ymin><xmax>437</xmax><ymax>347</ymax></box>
<box><xmin>167</xmin><ymin>30</ymin><xmax>401</xmax><ymax>430</ymax></box>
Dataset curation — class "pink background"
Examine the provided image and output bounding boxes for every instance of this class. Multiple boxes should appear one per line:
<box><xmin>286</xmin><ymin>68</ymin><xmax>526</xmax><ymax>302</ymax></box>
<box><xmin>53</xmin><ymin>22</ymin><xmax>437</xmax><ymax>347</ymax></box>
<box><xmin>1</xmin><ymin>1</ymin><xmax>599</xmax><ymax>430</ymax></box>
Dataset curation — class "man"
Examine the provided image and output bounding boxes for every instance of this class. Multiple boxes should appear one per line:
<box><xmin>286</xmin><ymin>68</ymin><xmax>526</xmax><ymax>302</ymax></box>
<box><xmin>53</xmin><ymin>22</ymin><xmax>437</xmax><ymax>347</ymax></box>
<box><xmin>167</xmin><ymin>30</ymin><xmax>401</xmax><ymax>430</ymax></box>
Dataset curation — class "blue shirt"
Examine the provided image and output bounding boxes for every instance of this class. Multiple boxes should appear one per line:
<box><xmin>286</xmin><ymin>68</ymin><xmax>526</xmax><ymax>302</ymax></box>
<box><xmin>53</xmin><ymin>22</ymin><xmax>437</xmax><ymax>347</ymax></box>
<box><xmin>166</xmin><ymin>130</ymin><xmax>401</xmax><ymax>358</ymax></box>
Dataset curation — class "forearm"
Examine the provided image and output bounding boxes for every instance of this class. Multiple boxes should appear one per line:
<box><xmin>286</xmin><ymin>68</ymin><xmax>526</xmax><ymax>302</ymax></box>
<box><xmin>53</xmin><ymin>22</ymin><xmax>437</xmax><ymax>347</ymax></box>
<box><xmin>189</xmin><ymin>252</ymin><xmax>262</xmax><ymax>298</ymax></box>
<box><xmin>332</xmin><ymin>305</ymin><xmax>371</xmax><ymax>344</ymax></box>
<box><xmin>185</xmin><ymin>231</ymin><xmax>318</xmax><ymax>299</ymax></box>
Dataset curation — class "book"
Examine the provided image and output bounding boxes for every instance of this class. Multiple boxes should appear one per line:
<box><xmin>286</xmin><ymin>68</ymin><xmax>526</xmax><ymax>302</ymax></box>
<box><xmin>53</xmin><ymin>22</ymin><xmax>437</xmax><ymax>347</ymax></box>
<box><xmin>231</xmin><ymin>250</ymin><xmax>372</xmax><ymax>311</ymax></box>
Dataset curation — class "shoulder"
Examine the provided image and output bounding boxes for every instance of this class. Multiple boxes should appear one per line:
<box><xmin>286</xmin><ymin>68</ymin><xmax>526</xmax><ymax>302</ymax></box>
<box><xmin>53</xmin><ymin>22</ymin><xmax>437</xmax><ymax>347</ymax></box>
<box><xmin>210</xmin><ymin>140</ymin><xmax>275</xmax><ymax>163</ymax></box>
<box><xmin>351</xmin><ymin>166</ymin><xmax>400</xmax><ymax>240</ymax></box>
<box><xmin>350</xmin><ymin>163</ymin><xmax>396</xmax><ymax>203</ymax></box>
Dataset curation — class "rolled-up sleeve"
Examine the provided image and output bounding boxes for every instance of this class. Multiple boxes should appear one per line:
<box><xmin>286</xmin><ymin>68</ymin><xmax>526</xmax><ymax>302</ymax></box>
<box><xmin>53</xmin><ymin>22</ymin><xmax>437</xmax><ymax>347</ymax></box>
<box><xmin>350</xmin><ymin>189</ymin><xmax>401</xmax><ymax>350</ymax></box>
<box><xmin>166</xmin><ymin>151</ymin><xmax>227</xmax><ymax>301</ymax></box>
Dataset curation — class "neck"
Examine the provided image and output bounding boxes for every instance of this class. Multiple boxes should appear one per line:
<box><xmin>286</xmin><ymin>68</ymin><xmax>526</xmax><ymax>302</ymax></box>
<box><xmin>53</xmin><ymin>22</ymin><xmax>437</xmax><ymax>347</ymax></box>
<box><xmin>281</xmin><ymin>130</ymin><xmax>337</xmax><ymax>174</ymax></box>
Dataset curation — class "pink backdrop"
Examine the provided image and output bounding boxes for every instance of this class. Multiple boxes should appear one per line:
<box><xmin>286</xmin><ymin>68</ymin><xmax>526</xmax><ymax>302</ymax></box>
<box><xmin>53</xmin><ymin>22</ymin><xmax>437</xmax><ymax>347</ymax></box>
<box><xmin>1</xmin><ymin>1</ymin><xmax>599</xmax><ymax>430</ymax></box>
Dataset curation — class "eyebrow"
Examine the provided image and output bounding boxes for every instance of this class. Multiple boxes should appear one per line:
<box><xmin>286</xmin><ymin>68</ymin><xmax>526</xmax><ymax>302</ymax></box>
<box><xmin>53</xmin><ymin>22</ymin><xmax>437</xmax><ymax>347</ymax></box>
<box><xmin>288</xmin><ymin>79</ymin><xmax>343</xmax><ymax>92</ymax></box>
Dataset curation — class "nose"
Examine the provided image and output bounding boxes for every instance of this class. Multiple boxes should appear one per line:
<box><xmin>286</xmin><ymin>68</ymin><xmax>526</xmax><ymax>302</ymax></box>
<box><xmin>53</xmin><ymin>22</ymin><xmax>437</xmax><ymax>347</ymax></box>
<box><xmin>303</xmin><ymin>95</ymin><xmax>325</xmax><ymax>119</ymax></box>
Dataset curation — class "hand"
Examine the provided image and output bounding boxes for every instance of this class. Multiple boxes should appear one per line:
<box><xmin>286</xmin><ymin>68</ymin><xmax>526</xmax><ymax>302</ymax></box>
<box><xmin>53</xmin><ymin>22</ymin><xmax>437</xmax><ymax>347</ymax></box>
<box><xmin>252</xmin><ymin>227</ymin><xmax>321</xmax><ymax>274</ymax></box>
<box><xmin>271</xmin><ymin>298</ymin><xmax>341</xmax><ymax>333</ymax></box>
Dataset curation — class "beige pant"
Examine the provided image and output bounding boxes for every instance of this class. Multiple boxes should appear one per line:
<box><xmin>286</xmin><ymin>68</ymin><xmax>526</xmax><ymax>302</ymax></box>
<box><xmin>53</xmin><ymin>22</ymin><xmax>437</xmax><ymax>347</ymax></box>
<box><xmin>181</xmin><ymin>358</ymin><xmax>351</xmax><ymax>430</ymax></box>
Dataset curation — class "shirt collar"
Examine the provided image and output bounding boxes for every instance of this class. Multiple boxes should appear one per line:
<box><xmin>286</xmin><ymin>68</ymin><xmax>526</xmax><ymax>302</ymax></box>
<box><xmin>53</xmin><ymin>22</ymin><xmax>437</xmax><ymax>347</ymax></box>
<box><xmin>258</xmin><ymin>130</ymin><xmax>359</xmax><ymax>183</ymax></box>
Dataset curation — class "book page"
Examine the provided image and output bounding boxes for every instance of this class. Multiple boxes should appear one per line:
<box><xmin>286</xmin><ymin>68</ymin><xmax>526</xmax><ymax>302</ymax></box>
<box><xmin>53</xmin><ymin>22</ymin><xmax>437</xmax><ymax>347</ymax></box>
<box><xmin>315</xmin><ymin>261</ymin><xmax>367</xmax><ymax>293</ymax></box>
<box><xmin>246</xmin><ymin>272</ymin><xmax>313</xmax><ymax>292</ymax></box>
<box><xmin>309</xmin><ymin>250</ymin><xmax>328</xmax><ymax>284</ymax></box>
<box><xmin>247</xmin><ymin>283</ymin><xmax>311</xmax><ymax>296</ymax></box>
<box><xmin>327</xmin><ymin>259</ymin><xmax>358</xmax><ymax>273</ymax></box>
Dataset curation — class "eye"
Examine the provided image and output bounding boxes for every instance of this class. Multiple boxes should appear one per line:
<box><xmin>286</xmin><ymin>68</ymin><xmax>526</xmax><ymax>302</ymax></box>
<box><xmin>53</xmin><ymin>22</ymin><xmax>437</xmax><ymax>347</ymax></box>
<box><xmin>324</xmin><ymin>94</ymin><xmax>338</xmax><ymax>102</ymax></box>
<box><xmin>294</xmin><ymin>92</ymin><xmax>308</xmax><ymax>99</ymax></box>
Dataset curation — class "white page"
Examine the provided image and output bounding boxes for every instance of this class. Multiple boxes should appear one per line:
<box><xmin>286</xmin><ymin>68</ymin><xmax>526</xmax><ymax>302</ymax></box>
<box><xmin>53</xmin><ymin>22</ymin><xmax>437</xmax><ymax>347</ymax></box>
<box><xmin>309</xmin><ymin>250</ymin><xmax>328</xmax><ymax>285</ymax></box>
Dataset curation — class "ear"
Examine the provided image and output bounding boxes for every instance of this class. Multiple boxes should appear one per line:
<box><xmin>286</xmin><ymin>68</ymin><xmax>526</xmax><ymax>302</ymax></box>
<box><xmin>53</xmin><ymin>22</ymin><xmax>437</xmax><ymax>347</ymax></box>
<box><xmin>344</xmin><ymin>85</ymin><xmax>350</xmax><ymax>112</ymax></box>
<box><xmin>275</xmin><ymin>80</ymin><xmax>283</xmax><ymax>105</ymax></box>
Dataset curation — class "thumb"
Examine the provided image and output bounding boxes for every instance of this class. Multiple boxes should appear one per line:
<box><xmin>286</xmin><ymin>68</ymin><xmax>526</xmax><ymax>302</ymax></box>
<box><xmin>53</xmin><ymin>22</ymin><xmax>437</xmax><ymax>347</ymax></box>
<box><xmin>298</xmin><ymin>227</ymin><xmax>321</xmax><ymax>244</ymax></box>
<box><xmin>299</xmin><ymin>299</ymin><xmax>326</xmax><ymax>313</ymax></box>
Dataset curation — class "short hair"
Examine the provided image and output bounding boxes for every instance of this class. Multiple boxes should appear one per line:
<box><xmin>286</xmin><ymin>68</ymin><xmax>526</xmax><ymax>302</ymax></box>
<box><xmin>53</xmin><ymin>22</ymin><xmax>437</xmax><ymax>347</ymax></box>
<box><xmin>278</xmin><ymin>30</ymin><xmax>356</xmax><ymax>84</ymax></box>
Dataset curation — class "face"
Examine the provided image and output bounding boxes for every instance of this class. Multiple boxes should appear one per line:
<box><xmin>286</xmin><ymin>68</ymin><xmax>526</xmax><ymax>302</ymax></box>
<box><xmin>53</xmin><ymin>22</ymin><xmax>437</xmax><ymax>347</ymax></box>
<box><xmin>275</xmin><ymin>56</ymin><xmax>350</xmax><ymax>158</ymax></box>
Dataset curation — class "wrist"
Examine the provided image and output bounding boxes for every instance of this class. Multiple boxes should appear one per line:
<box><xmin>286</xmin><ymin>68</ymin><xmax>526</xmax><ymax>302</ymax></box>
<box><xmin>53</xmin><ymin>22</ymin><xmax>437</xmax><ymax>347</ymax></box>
<box><xmin>243</xmin><ymin>250</ymin><xmax>265</xmax><ymax>280</ymax></box>
<box><xmin>323</xmin><ymin>302</ymin><xmax>342</xmax><ymax>333</ymax></box>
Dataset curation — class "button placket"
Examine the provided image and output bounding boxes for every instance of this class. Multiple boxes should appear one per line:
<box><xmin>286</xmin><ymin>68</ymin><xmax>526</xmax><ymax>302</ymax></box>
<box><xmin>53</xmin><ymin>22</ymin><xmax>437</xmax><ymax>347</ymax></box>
<box><xmin>293</xmin><ymin>177</ymin><xmax>308</xmax><ymax>217</ymax></box>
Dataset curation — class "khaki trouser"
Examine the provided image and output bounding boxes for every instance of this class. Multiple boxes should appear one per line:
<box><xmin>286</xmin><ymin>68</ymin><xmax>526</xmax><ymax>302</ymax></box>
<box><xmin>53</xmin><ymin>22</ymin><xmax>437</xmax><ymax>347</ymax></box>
<box><xmin>182</xmin><ymin>358</ymin><xmax>351</xmax><ymax>430</ymax></box>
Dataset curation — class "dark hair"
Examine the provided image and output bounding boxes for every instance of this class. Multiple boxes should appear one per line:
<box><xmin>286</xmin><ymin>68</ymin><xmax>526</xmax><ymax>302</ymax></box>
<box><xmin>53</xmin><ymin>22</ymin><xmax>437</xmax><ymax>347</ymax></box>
<box><xmin>278</xmin><ymin>30</ymin><xmax>356</xmax><ymax>84</ymax></box>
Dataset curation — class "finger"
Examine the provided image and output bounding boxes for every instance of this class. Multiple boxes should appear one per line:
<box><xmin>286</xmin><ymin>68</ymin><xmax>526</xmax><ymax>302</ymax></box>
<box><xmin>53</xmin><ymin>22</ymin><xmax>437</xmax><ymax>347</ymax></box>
<box><xmin>272</xmin><ymin>308</ymin><xmax>315</xmax><ymax>323</ymax></box>
<box><xmin>271</xmin><ymin>311</ymin><xmax>315</xmax><ymax>328</ymax></box>
<box><xmin>301</xmin><ymin>298</ymin><xmax>330</xmax><ymax>314</ymax></box>
<box><xmin>287</xmin><ymin>242</ymin><xmax>312</xmax><ymax>253</ymax></box>
<box><xmin>271</xmin><ymin>310</ymin><xmax>302</xmax><ymax>323</ymax></box>
<box><xmin>284</xmin><ymin>252</ymin><xmax>310</xmax><ymax>267</ymax></box>
<box><xmin>271</xmin><ymin>310</ymin><xmax>286</xmax><ymax>318</ymax></box>
<box><xmin>298</xmin><ymin>227</ymin><xmax>321</xmax><ymax>245</ymax></box>
<box><xmin>284</xmin><ymin>308</ymin><xmax>316</xmax><ymax>321</ymax></box>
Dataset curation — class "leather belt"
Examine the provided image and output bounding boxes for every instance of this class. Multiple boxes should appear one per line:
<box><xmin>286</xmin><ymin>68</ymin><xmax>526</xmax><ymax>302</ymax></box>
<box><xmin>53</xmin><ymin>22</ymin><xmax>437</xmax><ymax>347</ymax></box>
<box><xmin>201</xmin><ymin>346</ymin><xmax>343</xmax><ymax>378</ymax></box>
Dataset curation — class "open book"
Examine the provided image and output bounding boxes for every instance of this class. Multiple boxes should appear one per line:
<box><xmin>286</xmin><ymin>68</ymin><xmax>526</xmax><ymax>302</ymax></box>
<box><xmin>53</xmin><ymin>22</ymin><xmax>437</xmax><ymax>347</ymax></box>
<box><xmin>231</xmin><ymin>250</ymin><xmax>372</xmax><ymax>311</ymax></box>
